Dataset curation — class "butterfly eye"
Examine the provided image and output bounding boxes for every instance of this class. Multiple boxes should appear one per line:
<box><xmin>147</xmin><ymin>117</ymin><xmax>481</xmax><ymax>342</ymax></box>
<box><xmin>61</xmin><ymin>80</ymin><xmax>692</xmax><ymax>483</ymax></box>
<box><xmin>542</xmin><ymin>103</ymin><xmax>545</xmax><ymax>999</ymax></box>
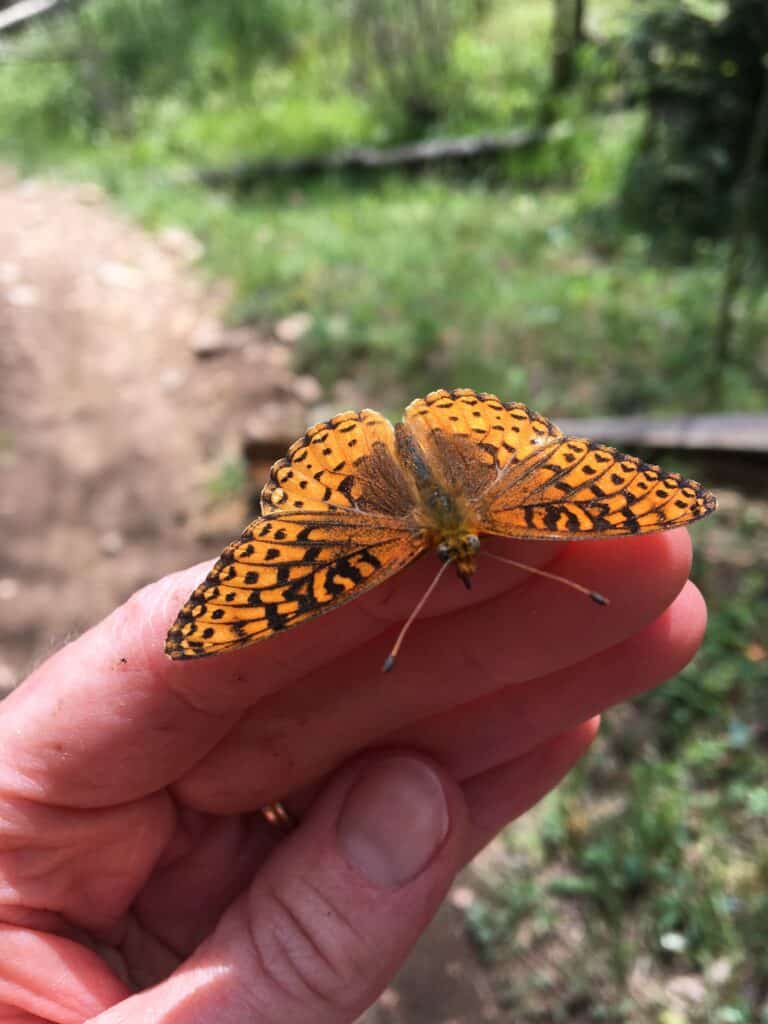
<box><xmin>436</xmin><ymin>541</ymin><xmax>452</xmax><ymax>562</ymax></box>
<box><xmin>466</xmin><ymin>534</ymin><xmax>480</xmax><ymax>553</ymax></box>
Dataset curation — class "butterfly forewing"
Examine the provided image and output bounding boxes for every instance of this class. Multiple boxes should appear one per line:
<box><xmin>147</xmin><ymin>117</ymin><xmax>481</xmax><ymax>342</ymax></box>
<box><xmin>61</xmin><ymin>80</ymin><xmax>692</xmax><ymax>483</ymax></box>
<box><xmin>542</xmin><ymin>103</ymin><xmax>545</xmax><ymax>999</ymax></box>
<box><xmin>165</xmin><ymin>410</ymin><xmax>424</xmax><ymax>659</ymax></box>
<box><xmin>404</xmin><ymin>389</ymin><xmax>715</xmax><ymax>540</ymax></box>
<box><xmin>482</xmin><ymin>437</ymin><xmax>716</xmax><ymax>539</ymax></box>
<box><xmin>165</xmin><ymin>511</ymin><xmax>425</xmax><ymax>658</ymax></box>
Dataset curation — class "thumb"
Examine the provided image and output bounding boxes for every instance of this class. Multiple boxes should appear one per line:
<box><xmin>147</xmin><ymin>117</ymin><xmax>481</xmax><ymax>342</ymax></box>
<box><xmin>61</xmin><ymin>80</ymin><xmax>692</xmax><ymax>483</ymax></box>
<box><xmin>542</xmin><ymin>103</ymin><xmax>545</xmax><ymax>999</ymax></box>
<box><xmin>95</xmin><ymin>752</ymin><xmax>467</xmax><ymax>1024</ymax></box>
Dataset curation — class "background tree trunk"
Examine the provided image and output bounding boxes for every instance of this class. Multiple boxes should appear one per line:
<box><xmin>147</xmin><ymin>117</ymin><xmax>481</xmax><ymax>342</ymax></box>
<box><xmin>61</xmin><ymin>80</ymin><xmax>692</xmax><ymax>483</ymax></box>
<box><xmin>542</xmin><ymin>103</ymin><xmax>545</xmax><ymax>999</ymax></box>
<box><xmin>551</xmin><ymin>0</ymin><xmax>585</xmax><ymax>92</ymax></box>
<box><xmin>711</xmin><ymin>60</ymin><xmax>768</xmax><ymax>405</ymax></box>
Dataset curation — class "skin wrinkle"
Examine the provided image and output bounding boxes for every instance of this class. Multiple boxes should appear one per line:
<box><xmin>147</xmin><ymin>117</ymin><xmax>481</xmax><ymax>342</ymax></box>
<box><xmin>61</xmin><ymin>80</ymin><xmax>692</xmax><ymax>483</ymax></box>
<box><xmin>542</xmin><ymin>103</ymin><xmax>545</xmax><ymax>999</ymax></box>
<box><xmin>262</xmin><ymin>882</ymin><xmax>363</xmax><ymax>1012</ymax></box>
<box><xmin>297</xmin><ymin>874</ymin><xmax>369</xmax><ymax>954</ymax></box>
<box><xmin>0</xmin><ymin>669</ymin><xmax>238</xmax><ymax>810</ymax></box>
<box><xmin>0</xmin><ymin>924</ymin><xmax>130</xmax><ymax>1019</ymax></box>
<box><xmin>133</xmin><ymin>808</ymin><xmax>273</xmax><ymax>959</ymax></box>
<box><xmin>89</xmin><ymin>935</ymin><xmax>134</xmax><ymax>991</ymax></box>
<box><xmin>0</xmin><ymin>790</ymin><xmax>176</xmax><ymax>942</ymax></box>
<box><xmin>0</xmin><ymin>795</ymin><xmax>119</xmax><ymax>858</ymax></box>
<box><xmin>439</xmin><ymin>623</ymin><xmax>488</xmax><ymax>680</ymax></box>
<box><xmin>0</xmin><ymin>833</ymin><xmax>76</xmax><ymax>904</ymax></box>
<box><xmin>235</xmin><ymin>897</ymin><xmax>302</xmax><ymax>1016</ymax></box>
<box><xmin>0</xmin><ymin>907</ymin><xmax>67</xmax><ymax>934</ymax></box>
<box><xmin>161</xmin><ymin>673</ymin><xmax>243</xmax><ymax>721</ymax></box>
<box><xmin>154</xmin><ymin>802</ymin><xmax>222</xmax><ymax>868</ymax></box>
<box><xmin>116</xmin><ymin>911</ymin><xmax>180</xmax><ymax>990</ymax></box>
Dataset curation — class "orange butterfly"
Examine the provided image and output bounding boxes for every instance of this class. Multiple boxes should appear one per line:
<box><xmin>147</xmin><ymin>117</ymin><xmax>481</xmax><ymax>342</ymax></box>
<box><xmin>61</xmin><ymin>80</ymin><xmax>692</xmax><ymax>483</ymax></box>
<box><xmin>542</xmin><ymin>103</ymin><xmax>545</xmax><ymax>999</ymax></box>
<box><xmin>165</xmin><ymin>389</ymin><xmax>716</xmax><ymax>665</ymax></box>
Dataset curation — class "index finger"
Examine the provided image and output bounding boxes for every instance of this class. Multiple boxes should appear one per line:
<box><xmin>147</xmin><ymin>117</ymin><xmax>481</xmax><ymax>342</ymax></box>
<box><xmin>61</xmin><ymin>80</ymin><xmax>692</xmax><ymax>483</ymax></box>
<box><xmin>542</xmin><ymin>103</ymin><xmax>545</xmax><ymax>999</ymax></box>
<box><xmin>0</xmin><ymin>538</ymin><xmax>560</xmax><ymax>807</ymax></box>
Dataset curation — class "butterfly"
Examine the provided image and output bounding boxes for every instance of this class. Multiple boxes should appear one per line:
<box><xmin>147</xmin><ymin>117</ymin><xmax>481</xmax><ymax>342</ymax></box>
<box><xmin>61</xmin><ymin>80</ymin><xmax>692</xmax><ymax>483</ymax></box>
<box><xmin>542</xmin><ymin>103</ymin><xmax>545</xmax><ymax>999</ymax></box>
<box><xmin>165</xmin><ymin>388</ymin><xmax>717</xmax><ymax>666</ymax></box>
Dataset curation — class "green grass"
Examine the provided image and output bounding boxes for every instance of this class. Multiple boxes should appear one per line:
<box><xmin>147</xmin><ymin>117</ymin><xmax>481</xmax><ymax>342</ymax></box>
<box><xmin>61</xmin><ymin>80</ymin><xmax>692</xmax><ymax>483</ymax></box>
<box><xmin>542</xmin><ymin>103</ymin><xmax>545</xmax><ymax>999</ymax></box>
<box><xmin>466</xmin><ymin>534</ymin><xmax>768</xmax><ymax>1022</ymax></box>
<box><xmin>60</xmin><ymin>151</ymin><xmax>768</xmax><ymax>416</ymax></box>
<box><xmin>16</xmin><ymin>124</ymin><xmax>765</xmax><ymax>417</ymax></box>
<box><xmin>0</xmin><ymin>0</ymin><xmax>765</xmax><ymax>414</ymax></box>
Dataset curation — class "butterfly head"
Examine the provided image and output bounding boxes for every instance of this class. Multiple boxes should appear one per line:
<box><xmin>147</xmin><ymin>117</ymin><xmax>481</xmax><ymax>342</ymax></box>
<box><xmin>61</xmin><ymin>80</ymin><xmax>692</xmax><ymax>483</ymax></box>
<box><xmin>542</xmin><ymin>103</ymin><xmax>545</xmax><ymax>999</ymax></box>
<box><xmin>436</xmin><ymin>532</ymin><xmax>480</xmax><ymax>589</ymax></box>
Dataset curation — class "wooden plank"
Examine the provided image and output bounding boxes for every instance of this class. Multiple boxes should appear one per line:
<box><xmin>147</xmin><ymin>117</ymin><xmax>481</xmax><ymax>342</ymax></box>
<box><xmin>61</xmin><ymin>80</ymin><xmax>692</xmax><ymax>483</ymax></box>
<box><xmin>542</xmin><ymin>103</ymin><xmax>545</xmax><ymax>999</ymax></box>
<box><xmin>555</xmin><ymin>413</ymin><xmax>768</xmax><ymax>454</ymax></box>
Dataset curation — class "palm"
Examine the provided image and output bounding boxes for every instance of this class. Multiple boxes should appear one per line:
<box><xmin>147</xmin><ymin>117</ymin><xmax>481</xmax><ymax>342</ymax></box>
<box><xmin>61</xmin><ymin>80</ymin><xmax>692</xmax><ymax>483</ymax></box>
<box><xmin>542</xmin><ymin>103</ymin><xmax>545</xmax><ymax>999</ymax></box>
<box><xmin>128</xmin><ymin>806</ymin><xmax>278</xmax><ymax>979</ymax></box>
<box><xmin>0</xmin><ymin>532</ymin><xmax>704</xmax><ymax>1017</ymax></box>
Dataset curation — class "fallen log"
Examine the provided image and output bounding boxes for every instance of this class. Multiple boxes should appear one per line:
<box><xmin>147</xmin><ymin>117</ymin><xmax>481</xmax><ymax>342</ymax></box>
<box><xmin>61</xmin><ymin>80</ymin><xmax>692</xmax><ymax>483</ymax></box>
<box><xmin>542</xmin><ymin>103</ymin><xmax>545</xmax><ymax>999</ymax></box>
<box><xmin>197</xmin><ymin>127</ymin><xmax>548</xmax><ymax>189</ymax></box>
<box><xmin>0</xmin><ymin>0</ymin><xmax>85</xmax><ymax>34</ymax></box>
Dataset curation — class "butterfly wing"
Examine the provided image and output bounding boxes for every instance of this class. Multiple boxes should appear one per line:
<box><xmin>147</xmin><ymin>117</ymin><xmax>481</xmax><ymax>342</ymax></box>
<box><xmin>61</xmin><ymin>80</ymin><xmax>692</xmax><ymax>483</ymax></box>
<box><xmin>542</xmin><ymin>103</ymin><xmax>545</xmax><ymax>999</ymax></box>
<box><xmin>165</xmin><ymin>511</ymin><xmax>424</xmax><ymax>659</ymax></box>
<box><xmin>404</xmin><ymin>388</ymin><xmax>716</xmax><ymax>539</ymax></box>
<box><xmin>405</xmin><ymin>387</ymin><xmax>563</xmax><ymax>488</ymax></box>
<box><xmin>261</xmin><ymin>408</ymin><xmax>418</xmax><ymax>517</ymax></box>
<box><xmin>166</xmin><ymin>408</ymin><xmax>425</xmax><ymax>659</ymax></box>
<box><xmin>482</xmin><ymin>435</ymin><xmax>716</xmax><ymax>538</ymax></box>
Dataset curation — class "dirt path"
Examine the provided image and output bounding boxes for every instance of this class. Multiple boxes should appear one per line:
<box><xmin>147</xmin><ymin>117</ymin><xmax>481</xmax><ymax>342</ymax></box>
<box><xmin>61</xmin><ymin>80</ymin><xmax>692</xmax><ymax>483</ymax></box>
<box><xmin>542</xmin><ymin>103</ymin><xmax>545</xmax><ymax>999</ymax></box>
<box><xmin>0</xmin><ymin>168</ymin><xmax>318</xmax><ymax>688</ymax></box>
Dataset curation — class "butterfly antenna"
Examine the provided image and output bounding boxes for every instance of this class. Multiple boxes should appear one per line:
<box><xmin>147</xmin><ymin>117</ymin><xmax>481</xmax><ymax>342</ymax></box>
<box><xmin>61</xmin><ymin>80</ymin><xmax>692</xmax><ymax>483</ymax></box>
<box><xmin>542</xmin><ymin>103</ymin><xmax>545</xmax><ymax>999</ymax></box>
<box><xmin>382</xmin><ymin>559</ymin><xmax>452</xmax><ymax>673</ymax></box>
<box><xmin>481</xmin><ymin>551</ymin><xmax>609</xmax><ymax>606</ymax></box>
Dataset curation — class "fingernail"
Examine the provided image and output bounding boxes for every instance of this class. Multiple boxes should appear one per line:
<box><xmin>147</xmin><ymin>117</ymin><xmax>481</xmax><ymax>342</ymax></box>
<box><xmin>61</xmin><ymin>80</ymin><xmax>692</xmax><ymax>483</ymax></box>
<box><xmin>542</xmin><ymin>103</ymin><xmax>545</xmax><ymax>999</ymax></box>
<box><xmin>337</xmin><ymin>757</ymin><xmax>449</xmax><ymax>889</ymax></box>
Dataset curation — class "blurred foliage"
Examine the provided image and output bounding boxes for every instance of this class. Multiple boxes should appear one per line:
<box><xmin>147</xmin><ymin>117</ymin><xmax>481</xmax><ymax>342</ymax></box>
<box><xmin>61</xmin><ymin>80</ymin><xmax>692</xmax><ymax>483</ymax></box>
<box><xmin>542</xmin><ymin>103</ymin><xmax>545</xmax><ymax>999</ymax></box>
<box><xmin>468</xmin><ymin>537</ymin><xmax>768</xmax><ymax>1021</ymax></box>
<box><xmin>1</xmin><ymin>0</ymin><xmax>764</xmax><ymax>411</ymax></box>
<box><xmin>465</xmin><ymin>878</ymin><xmax>541</xmax><ymax>966</ymax></box>
<box><xmin>347</xmin><ymin>0</ymin><xmax>492</xmax><ymax>138</ymax></box>
<box><xmin>92</xmin><ymin>159</ymin><xmax>767</xmax><ymax>415</ymax></box>
<box><xmin>621</xmin><ymin>0</ymin><xmax>768</xmax><ymax>256</ymax></box>
<box><xmin>0</xmin><ymin>0</ymin><xmax>539</xmax><ymax>156</ymax></box>
<box><xmin>0</xmin><ymin>0</ymin><xmax>339</xmax><ymax>150</ymax></box>
<box><xmin>642</xmin><ymin>570</ymin><xmax>768</xmax><ymax>754</ymax></box>
<box><xmin>206</xmin><ymin>457</ymin><xmax>247</xmax><ymax>504</ymax></box>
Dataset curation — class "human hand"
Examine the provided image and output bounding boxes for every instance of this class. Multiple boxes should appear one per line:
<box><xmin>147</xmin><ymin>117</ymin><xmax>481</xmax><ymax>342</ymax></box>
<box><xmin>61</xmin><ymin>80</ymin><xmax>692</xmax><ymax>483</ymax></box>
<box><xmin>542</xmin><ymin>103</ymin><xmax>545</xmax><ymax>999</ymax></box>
<box><xmin>0</xmin><ymin>531</ymin><xmax>705</xmax><ymax>1023</ymax></box>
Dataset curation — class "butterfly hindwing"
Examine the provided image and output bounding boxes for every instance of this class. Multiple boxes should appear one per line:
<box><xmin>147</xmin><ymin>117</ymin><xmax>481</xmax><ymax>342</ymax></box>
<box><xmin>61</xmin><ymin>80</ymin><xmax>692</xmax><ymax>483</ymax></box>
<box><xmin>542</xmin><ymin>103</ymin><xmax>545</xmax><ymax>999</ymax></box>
<box><xmin>405</xmin><ymin>388</ymin><xmax>563</xmax><ymax>477</ymax></box>
<box><xmin>261</xmin><ymin>408</ymin><xmax>415</xmax><ymax>516</ymax></box>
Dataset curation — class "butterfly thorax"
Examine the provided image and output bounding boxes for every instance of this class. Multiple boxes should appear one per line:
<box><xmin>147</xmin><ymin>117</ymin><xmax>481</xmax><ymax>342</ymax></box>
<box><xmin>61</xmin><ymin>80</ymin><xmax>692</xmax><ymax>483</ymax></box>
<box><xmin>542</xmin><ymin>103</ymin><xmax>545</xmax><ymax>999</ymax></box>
<box><xmin>396</xmin><ymin>422</ymin><xmax>481</xmax><ymax>586</ymax></box>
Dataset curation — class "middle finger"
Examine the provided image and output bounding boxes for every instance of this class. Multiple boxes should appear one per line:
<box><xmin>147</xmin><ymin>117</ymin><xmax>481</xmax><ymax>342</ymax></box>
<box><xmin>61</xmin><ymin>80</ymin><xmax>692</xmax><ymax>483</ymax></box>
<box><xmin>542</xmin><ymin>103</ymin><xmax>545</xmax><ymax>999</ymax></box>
<box><xmin>175</xmin><ymin>530</ymin><xmax>692</xmax><ymax>811</ymax></box>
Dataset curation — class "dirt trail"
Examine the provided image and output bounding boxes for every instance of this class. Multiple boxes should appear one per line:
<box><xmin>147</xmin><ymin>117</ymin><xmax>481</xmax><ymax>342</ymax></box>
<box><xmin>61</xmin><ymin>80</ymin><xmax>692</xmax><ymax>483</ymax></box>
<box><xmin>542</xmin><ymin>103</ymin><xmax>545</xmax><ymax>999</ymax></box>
<box><xmin>0</xmin><ymin>169</ymin><xmax>316</xmax><ymax>688</ymax></box>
